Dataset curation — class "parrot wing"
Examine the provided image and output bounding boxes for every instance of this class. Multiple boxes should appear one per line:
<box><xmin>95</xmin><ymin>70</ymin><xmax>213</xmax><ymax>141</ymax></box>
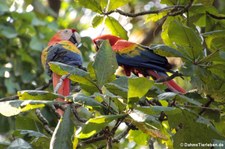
<box><xmin>42</xmin><ymin>41</ymin><xmax>82</xmax><ymax>75</ymax></box>
<box><xmin>113</xmin><ymin>40</ymin><xmax>171</xmax><ymax>73</ymax></box>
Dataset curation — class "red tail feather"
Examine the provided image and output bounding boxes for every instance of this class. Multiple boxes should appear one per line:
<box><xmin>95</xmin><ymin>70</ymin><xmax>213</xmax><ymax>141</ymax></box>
<box><xmin>147</xmin><ymin>70</ymin><xmax>186</xmax><ymax>94</ymax></box>
<box><xmin>52</xmin><ymin>73</ymin><xmax>70</xmax><ymax>116</ymax></box>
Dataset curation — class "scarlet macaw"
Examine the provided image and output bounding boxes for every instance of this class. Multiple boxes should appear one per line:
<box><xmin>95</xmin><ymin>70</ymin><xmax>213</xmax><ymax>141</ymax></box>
<box><xmin>93</xmin><ymin>34</ymin><xmax>186</xmax><ymax>94</ymax></box>
<box><xmin>41</xmin><ymin>29</ymin><xmax>82</xmax><ymax>115</ymax></box>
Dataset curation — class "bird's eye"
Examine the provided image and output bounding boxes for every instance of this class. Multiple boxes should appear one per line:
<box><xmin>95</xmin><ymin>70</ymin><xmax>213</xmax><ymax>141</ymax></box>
<box><xmin>74</xmin><ymin>32</ymin><xmax>81</xmax><ymax>44</ymax></box>
<box><xmin>64</xmin><ymin>30</ymin><xmax>69</xmax><ymax>33</ymax></box>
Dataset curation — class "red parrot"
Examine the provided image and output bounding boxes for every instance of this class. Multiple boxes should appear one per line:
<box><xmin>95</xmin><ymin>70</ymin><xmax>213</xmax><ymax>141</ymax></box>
<box><xmin>41</xmin><ymin>29</ymin><xmax>83</xmax><ymax>115</ymax></box>
<box><xmin>93</xmin><ymin>34</ymin><xmax>186</xmax><ymax>94</ymax></box>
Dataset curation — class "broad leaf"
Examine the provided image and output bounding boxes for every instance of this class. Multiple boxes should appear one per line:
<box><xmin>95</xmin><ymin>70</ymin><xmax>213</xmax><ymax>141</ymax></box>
<box><xmin>7</xmin><ymin>138</ymin><xmax>32</xmax><ymax>149</ymax></box>
<box><xmin>49</xmin><ymin>62</ymin><xmax>96</xmax><ymax>87</ymax></box>
<box><xmin>203</xmin><ymin>30</ymin><xmax>225</xmax><ymax>51</ymax></box>
<box><xmin>93</xmin><ymin>40</ymin><xmax>118</xmax><ymax>88</ymax></box>
<box><xmin>0</xmin><ymin>100</ymin><xmax>50</xmax><ymax>117</ymax></box>
<box><xmin>106</xmin><ymin>0</ymin><xmax>130</xmax><ymax>11</ymax></box>
<box><xmin>128</xmin><ymin>77</ymin><xmax>153</xmax><ymax>100</ymax></box>
<box><xmin>18</xmin><ymin>90</ymin><xmax>58</xmax><ymax>100</ymax></box>
<box><xmin>76</xmin><ymin>114</ymin><xmax>125</xmax><ymax>139</ymax></box>
<box><xmin>150</xmin><ymin>44</ymin><xmax>184</xmax><ymax>57</ymax></box>
<box><xmin>162</xmin><ymin>18</ymin><xmax>203</xmax><ymax>61</ymax></box>
<box><xmin>76</xmin><ymin>0</ymin><xmax>102</xmax><ymax>13</ymax></box>
<box><xmin>105</xmin><ymin>76</ymin><xmax>128</xmax><ymax>99</ymax></box>
<box><xmin>50</xmin><ymin>106</ymin><xmax>74</xmax><ymax>149</ymax></box>
<box><xmin>92</xmin><ymin>15</ymin><xmax>104</xmax><ymax>28</ymax></box>
<box><xmin>105</xmin><ymin>16</ymin><xmax>128</xmax><ymax>40</ymax></box>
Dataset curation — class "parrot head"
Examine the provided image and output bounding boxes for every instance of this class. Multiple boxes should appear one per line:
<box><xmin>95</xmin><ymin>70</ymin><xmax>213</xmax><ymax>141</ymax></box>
<box><xmin>48</xmin><ymin>29</ymin><xmax>81</xmax><ymax>47</ymax></box>
<box><xmin>93</xmin><ymin>34</ymin><xmax>121</xmax><ymax>50</ymax></box>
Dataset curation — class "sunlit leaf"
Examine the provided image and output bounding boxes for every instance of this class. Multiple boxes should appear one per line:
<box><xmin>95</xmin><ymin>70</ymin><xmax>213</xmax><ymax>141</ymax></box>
<box><xmin>18</xmin><ymin>90</ymin><xmax>59</xmax><ymax>100</ymax></box>
<box><xmin>145</xmin><ymin>11</ymin><xmax>168</xmax><ymax>23</ymax></box>
<box><xmin>49</xmin><ymin>62</ymin><xmax>96</xmax><ymax>87</ymax></box>
<box><xmin>92</xmin><ymin>15</ymin><xmax>104</xmax><ymax>28</ymax></box>
<box><xmin>76</xmin><ymin>0</ymin><xmax>102</xmax><ymax>13</ymax></box>
<box><xmin>107</xmin><ymin>0</ymin><xmax>130</xmax><ymax>11</ymax></box>
<box><xmin>0</xmin><ymin>100</ymin><xmax>51</xmax><ymax>117</ymax></box>
<box><xmin>150</xmin><ymin>44</ymin><xmax>184</xmax><ymax>57</ymax></box>
<box><xmin>76</xmin><ymin>114</ymin><xmax>125</xmax><ymax>139</ymax></box>
<box><xmin>105</xmin><ymin>16</ymin><xmax>128</xmax><ymax>40</ymax></box>
<box><xmin>203</xmin><ymin>30</ymin><xmax>225</xmax><ymax>51</ymax></box>
<box><xmin>128</xmin><ymin>77</ymin><xmax>153</xmax><ymax>99</ymax></box>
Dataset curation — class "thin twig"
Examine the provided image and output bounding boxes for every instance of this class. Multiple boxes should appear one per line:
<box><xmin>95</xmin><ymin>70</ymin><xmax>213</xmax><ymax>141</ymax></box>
<box><xmin>199</xmin><ymin>95</ymin><xmax>214</xmax><ymax>115</ymax></box>
<box><xmin>206</xmin><ymin>11</ymin><xmax>225</xmax><ymax>20</ymax></box>
<box><xmin>35</xmin><ymin>109</ymin><xmax>54</xmax><ymax>135</ymax></box>
<box><xmin>72</xmin><ymin>105</ymin><xmax>87</xmax><ymax>123</ymax></box>
<box><xmin>79</xmin><ymin>135</ymin><xmax>105</xmax><ymax>147</ymax></box>
<box><xmin>0</xmin><ymin>80</ymin><xmax>52</xmax><ymax>102</ymax></box>
<box><xmin>155</xmin><ymin>71</ymin><xmax>184</xmax><ymax>83</ymax></box>
<box><xmin>112</xmin><ymin>126</ymin><xmax>131</xmax><ymax>143</ymax></box>
<box><xmin>102</xmin><ymin>0</ymin><xmax>194</xmax><ymax>18</ymax></box>
<box><xmin>54</xmin><ymin>74</ymin><xmax>70</xmax><ymax>93</ymax></box>
<box><xmin>103</xmin><ymin>5</ymin><xmax>184</xmax><ymax>17</ymax></box>
<box><xmin>167</xmin><ymin>0</ymin><xmax>194</xmax><ymax>17</ymax></box>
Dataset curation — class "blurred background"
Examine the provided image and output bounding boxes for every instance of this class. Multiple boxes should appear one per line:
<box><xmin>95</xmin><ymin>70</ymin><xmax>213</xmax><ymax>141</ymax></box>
<box><xmin>1</xmin><ymin>0</ymin><xmax>225</xmax><ymax>98</ymax></box>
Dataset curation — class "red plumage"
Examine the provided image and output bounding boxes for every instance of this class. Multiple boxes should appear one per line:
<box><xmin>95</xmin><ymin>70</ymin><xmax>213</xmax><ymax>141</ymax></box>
<box><xmin>93</xmin><ymin>34</ymin><xmax>186</xmax><ymax>94</ymax></box>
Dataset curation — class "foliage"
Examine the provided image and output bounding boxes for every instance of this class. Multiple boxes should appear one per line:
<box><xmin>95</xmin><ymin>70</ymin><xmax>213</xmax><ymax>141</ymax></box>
<box><xmin>1</xmin><ymin>0</ymin><xmax>225</xmax><ymax>148</ymax></box>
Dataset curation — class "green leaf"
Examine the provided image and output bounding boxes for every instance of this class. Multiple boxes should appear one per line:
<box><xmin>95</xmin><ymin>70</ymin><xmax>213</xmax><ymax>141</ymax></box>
<box><xmin>0</xmin><ymin>25</ymin><xmax>17</xmax><ymax>38</ymax></box>
<box><xmin>106</xmin><ymin>0</ymin><xmax>130</xmax><ymax>11</ymax></box>
<box><xmin>162</xmin><ymin>18</ymin><xmax>203</xmax><ymax>61</ymax></box>
<box><xmin>18</xmin><ymin>90</ymin><xmax>59</xmax><ymax>100</ymax></box>
<box><xmin>126</xmin><ymin>115</ymin><xmax>168</xmax><ymax>140</ymax></box>
<box><xmin>105</xmin><ymin>76</ymin><xmax>128</xmax><ymax>99</ymax></box>
<box><xmin>0</xmin><ymin>100</ymin><xmax>51</xmax><ymax>117</ymax></box>
<box><xmin>92</xmin><ymin>15</ymin><xmax>104</xmax><ymax>28</ymax></box>
<box><xmin>203</xmin><ymin>30</ymin><xmax>225</xmax><ymax>51</ymax></box>
<box><xmin>128</xmin><ymin>130</ymin><xmax>150</xmax><ymax>146</ymax></box>
<box><xmin>76</xmin><ymin>0</ymin><xmax>102</xmax><ymax>13</ymax></box>
<box><xmin>76</xmin><ymin>114</ymin><xmax>125</xmax><ymax>139</ymax></box>
<box><xmin>105</xmin><ymin>16</ymin><xmax>128</xmax><ymax>40</ymax></box>
<box><xmin>150</xmin><ymin>44</ymin><xmax>184</xmax><ymax>57</ymax></box>
<box><xmin>157</xmin><ymin>92</ymin><xmax>202</xmax><ymax>106</ymax></box>
<box><xmin>29</xmin><ymin>36</ymin><xmax>43</xmax><ymax>51</ymax></box>
<box><xmin>136</xmin><ymin>106</ymin><xmax>176</xmax><ymax>115</ymax></box>
<box><xmin>93</xmin><ymin>40</ymin><xmax>118</xmax><ymax>88</ymax></box>
<box><xmin>49</xmin><ymin>62</ymin><xmax>96</xmax><ymax>87</ymax></box>
<box><xmin>195</xmin><ymin>0</ymin><xmax>214</xmax><ymax>5</ymax></box>
<box><xmin>0</xmin><ymin>1</ymin><xmax>9</xmax><ymax>13</ymax></box>
<box><xmin>8</xmin><ymin>138</ymin><xmax>32</xmax><ymax>149</ymax></box>
<box><xmin>50</xmin><ymin>106</ymin><xmax>74</xmax><ymax>149</ymax></box>
<box><xmin>68</xmin><ymin>93</ymin><xmax>104</xmax><ymax>108</ymax></box>
<box><xmin>167</xmin><ymin>109</ymin><xmax>225</xmax><ymax>148</ymax></box>
<box><xmin>128</xmin><ymin>77</ymin><xmax>153</xmax><ymax>99</ymax></box>
<box><xmin>145</xmin><ymin>11</ymin><xmax>168</xmax><ymax>23</ymax></box>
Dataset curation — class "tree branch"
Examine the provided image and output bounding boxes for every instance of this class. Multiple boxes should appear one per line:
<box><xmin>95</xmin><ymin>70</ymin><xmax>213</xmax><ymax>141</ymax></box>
<box><xmin>199</xmin><ymin>95</ymin><xmax>215</xmax><ymax>115</ymax></box>
<box><xmin>0</xmin><ymin>80</ymin><xmax>52</xmax><ymax>102</ymax></box>
<box><xmin>72</xmin><ymin>105</ymin><xmax>87</xmax><ymax>123</ymax></box>
<box><xmin>54</xmin><ymin>74</ymin><xmax>70</xmax><ymax>93</ymax></box>
<box><xmin>155</xmin><ymin>71</ymin><xmax>184</xmax><ymax>83</ymax></box>
<box><xmin>35</xmin><ymin>109</ymin><xmax>54</xmax><ymax>135</ymax></box>
<box><xmin>103</xmin><ymin>5</ymin><xmax>184</xmax><ymax>17</ymax></box>
<box><xmin>102</xmin><ymin>0</ymin><xmax>194</xmax><ymax>18</ymax></box>
<box><xmin>206</xmin><ymin>11</ymin><xmax>225</xmax><ymax>20</ymax></box>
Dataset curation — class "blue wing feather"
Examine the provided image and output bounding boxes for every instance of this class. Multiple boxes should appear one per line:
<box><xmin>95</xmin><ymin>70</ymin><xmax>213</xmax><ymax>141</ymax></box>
<box><xmin>45</xmin><ymin>43</ymin><xmax>82</xmax><ymax>74</ymax></box>
<box><xmin>116</xmin><ymin>46</ymin><xmax>171</xmax><ymax>72</ymax></box>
